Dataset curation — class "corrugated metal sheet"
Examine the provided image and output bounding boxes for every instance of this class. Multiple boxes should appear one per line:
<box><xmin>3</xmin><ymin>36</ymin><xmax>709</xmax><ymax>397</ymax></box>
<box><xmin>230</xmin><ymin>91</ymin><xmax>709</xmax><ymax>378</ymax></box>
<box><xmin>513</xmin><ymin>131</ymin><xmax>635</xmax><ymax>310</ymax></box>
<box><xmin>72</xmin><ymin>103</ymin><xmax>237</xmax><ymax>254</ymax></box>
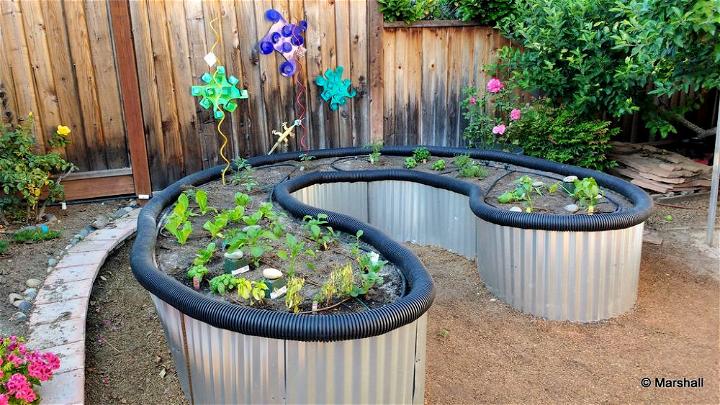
<box><xmin>291</xmin><ymin>183</ymin><xmax>369</xmax><ymax>222</ymax></box>
<box><xmin>151</xmin><ymin>294</ymin><xmax>427</xmax><ymax>404</ymax></box>
<box><xmin>476</xmin><ymin>220</ymin><xmax>644</xmax><ymax>321</ymax></box>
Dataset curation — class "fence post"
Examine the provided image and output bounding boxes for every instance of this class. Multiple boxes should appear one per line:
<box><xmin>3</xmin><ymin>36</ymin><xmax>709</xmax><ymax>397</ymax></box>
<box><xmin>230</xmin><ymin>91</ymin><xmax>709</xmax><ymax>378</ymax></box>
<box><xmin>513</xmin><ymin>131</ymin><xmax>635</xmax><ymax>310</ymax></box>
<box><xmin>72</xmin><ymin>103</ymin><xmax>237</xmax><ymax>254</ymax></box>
<box><xmin>368</xmin><ymin>0</ymin><xmax>384</xmax><ymax>142</ymax></box>
<box><xmin>109</xmin><ymin>0</ymin><xmax>152</xmax><ymax>198</ymax></box>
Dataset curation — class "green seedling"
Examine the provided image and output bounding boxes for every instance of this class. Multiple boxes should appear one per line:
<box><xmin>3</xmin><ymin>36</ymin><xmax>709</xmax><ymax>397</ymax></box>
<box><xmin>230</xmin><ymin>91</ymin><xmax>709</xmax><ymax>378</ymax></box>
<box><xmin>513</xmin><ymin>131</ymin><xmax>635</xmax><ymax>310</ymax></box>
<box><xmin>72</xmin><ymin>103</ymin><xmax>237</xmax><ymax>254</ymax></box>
<box><xmin>194</xmin><ymin>189</ymin><xmax>212</xmax><ymax>215</ymax></box>
<box><xmin>234</xmin><ymin>192</ymin><xmax>251</xmax><ymax>207</ymax></box>
<box><xmin>237</xmin><ymin>278</ymin><xmax>268</xmax><ymax>304</ymax></box>
<box><xmin>166</xmin><ymin>219</ymin><xmax>192</xmax><ymax>244</ymax></box>
<box><xmin>570</xmin><ymin>177</ymin><xmax>603</xmax><ymax>214</ymax></box>
<box><xmin>187</xmin><ymin>265</ymin><xmax>208</xmax><ymax>290</ymax></box>
<box><xmin>193</xmin><ymin>242</ymin><xmax>216</xmax><ymax>266</ymax></box>
<box><xmin>453</xmin><ymin>154</ymin><xmax>472</xmax><ymax>169</ymax></box>
<box><xmin>368</xmin><ymin>141</ymin><xmax>383</xmax><ymax>165</ymax></box>
<box><xmin>286</xmin><ymin>276</ymin><xmax>305</xmax><ymax>313</ymax></box>
<box><xmin>458</xmin><ymin>162</ymin><xmax>488</xmax><ymax>179</ymax></box>
<box><xmin>404</xmin><ymin>157</ymin><xmax>418</xmax><ymax>169</ymax></box>
<box><xmin>203</xmin><ymin>213</ymin><xmax>229</xmax><ymax>238</ymax></box>
<box><xmin>277</xmin><ymin>233</ymin><xmax>311</xmax><ymax>277</ymax></box>
<box><xmin>209</xmin><ymin>274</ymin><xmax>240</xmax><ymax>294</ymax></box>
<box><xmin>412</xmin><ymin>146</ymin><xmax>431</xmax><ymax>163</ymax></box>
<box><xmin>497</xmin><ymin>175</ymin><xmax>545</xmax><ymax>213</ymax></box>
<box><xmin>231</xmin><ymin>158</ymin><xmax>258</xmax><ymax>192</ymax></box>
<box><xmin>241</xmin><ymin>211</ymin><xmax>264</xmax><ymax>226</ymax></box>
<box><xmin>315</xmin><ymin>263</ymin><xmax>355</xmax><ymax>305</ymax></box>
<box><xmin>0</xmin><ymin>240</ymin><xmax>7</xmax><ymax>254</ymax></box>
<box><xmin>302</xmin><ymin>214</ymin><xmax>336</xmax><ymax>250</ymax></box>
<box><xmin>664</xmin><ymin>215</ymin><xmax>673</xmax><ymax>222</ymax></box>
<box><xmin>225</xmin><ymin>225</ymin><xmax>275</xmax><ymax>267</ymax></box>
<box><xmin>432</xmin><ymin>159</ymin><xmax>446</xmax><ymax>171</ymax></box>
<box><xmin>353</xmin><ymin>252</ymin><xmax>387</xmax><ymax>297</ymax></box>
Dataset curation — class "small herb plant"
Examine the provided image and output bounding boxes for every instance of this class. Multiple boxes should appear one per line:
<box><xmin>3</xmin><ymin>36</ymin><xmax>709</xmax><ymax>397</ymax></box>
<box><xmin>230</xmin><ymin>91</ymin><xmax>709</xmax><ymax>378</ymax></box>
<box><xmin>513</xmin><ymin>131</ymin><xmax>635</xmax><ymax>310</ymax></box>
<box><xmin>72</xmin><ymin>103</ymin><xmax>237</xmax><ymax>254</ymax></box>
<box><xmin>315</xmin><ymin>263</ymin><xmax>355</xmax><ymax>304</ymax></box>
<box><xmin>568</xmin><ymin>177</ymin><xmax>603</xmax><ymax>214</ymax></box>
<box><xmin>353</xmin><ymin>252</ymin><xmax>387</xmax><ymax>297</ymax></box>
<box><xmin>302</xmin><ymin>214</ymin><xmax>336</xmax><ymax>250</ymax></box>
<box><xmin>285</xmin><ymin>276</ymin><xmax>305</xmax><ymax>313</ymax></box>
<box><xmin>230</xmin><ymin>157</ymin><xmax>258</xmax><ymax>192</ymax></box>
<box><xmin>497</xmin><ymin>175</ymin><xmax>547</xmax><ymax>213</ymax></box>
<box><xmin>432</xmin><ymin>159</ymin><xmax>446</xmax><ymax>171</ymax></box>
<box><xmin>368</xmin><ymin>141</ymin><xmax>383</xmax><ymax>165</ymax></box>
<box><xmin>187</xmin><ymin>265</ymin><xmax>208</xmax><ymax>290</ymax></box>
<box><xmin>412</xmin><ymin>147</ymin><xmax>431</xmax><ymax>163</ymax></box>
<box><xmin>209</xmin><ymin>274</ymin><xmax>240</xmax><ymax>294</ymax></box>
<box><xmin>237</xmin><ymin>279</ymin><xmax>268</xmax><ymax>304</ymax></box>
<box><xmin>404</xmin><ymin>157</ymin><xmax>418</xmax><ymax>169</ymax></box>
<box><xmin>453</xmin><ymin>154</ymin><xmax>488</xmax><ymax>179</ymax></box>
<box><xmin>277</xmin><ymin>234</ymin><xmax>311</xmax><ymax>277</ymax></box>
<box><xmin>164</xmin><ymin>193</ymin><xmax>193</xmax><ymax>244</ymax></box>
<box><xmin>194</xmin><ymin>242</ymin><xmax>216</xmax><ymax>266</ymax></box>
<box><xmin>225</xmin><ymin>225</ymin><xmax>276</xmax><ymax>267</ymax></box>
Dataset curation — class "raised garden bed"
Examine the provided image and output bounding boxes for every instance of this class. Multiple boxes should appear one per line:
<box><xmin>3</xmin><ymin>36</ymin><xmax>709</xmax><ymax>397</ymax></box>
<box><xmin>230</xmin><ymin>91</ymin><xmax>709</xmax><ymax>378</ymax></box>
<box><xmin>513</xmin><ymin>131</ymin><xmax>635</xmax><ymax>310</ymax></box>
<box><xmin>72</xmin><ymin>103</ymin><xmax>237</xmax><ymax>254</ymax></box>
<box><xmin>131</xmin><ymin>145</ymin><xmax>652</xmax><ymax>404</ymax></box>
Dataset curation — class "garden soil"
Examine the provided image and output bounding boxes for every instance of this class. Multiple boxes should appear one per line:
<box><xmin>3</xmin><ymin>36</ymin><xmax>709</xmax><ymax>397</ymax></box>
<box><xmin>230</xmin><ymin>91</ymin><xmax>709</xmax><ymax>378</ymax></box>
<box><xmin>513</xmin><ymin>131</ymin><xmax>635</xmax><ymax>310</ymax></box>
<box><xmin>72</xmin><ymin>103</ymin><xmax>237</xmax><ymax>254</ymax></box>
<box><xmin>0</xmin><ymin>200</ymin><xmax>130</xmax><ymax>337</ymax></box>
<box><xmin>86</xmin><ymin>195</ymin><xmax>718</xmax><ymax>404</ymax></box>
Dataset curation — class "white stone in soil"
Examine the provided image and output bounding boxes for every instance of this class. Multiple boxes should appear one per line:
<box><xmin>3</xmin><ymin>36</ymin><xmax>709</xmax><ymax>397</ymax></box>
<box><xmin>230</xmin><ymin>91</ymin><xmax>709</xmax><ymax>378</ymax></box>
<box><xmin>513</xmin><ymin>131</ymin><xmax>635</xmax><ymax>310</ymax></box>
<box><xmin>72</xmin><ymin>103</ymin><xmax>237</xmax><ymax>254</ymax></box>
<box><xmin>23</xmin><ymin>288</ymin><xmax>37</xmax><ymax>299</ymax></box>
<box><xmin>564</xmin><ymin>204</ymin><xmax>579</xmax><ymax>213</ymax></box>
<box><xmin>224</xmin><ymin>250</ymin><xmax>244</xmax><ymax>260</ymax></box>
<box><xmin>563</xmin><ymin>175</ymin><xmax>578</xmax><ymax>183</ymax></box>
<box><xmin>532</xmin><ymin>181</ymin><xmax>544</xmax><ymax>187</ymax></box>
<box><xmin>8</xmin><ymin>293</ymin><xmax>23</xmax><ymax>304</ymax></box>
<box><xmin>509</xmin><ymin>206</ymin><xmax>523</xmax><ymax>212</ymax></box>
<box><xmin>262</xmin><ymin>268</ymin><xmax>283</xmax><ymax>280</ymax></box>
<box><xmin>25</xmin><ymin>278</ymin><xmax>41</xmax><ymax>288</ymax></box>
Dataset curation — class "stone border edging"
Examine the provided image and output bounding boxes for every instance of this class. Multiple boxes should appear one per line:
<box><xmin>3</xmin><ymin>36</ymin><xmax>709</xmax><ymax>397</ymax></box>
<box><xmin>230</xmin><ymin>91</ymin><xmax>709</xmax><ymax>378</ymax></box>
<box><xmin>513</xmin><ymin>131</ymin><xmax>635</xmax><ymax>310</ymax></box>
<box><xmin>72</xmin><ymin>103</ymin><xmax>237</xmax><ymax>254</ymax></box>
<box><xmin>27</xmin><ymin>209</ymin><xmax>139</xmax><ymax>405</ymax></box>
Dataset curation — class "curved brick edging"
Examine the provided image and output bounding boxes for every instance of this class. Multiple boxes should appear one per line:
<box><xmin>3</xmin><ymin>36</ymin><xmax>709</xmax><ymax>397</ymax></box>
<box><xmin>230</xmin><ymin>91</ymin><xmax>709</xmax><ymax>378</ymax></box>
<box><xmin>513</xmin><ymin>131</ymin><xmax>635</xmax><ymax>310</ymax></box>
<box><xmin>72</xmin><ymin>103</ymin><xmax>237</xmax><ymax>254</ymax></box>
<box><xmin>27</xmin><ymin>209</ymin><xmax>139</xmax><ymax>405</ymax></box>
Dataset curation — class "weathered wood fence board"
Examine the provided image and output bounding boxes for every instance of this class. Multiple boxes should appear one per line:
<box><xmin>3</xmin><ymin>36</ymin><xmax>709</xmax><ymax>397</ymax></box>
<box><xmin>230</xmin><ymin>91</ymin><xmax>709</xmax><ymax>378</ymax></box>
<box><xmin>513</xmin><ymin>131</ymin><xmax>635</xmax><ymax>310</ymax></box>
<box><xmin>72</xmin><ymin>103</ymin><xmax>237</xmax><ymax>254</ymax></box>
<box><xmin>383</xmin><ymin>25</ymin><xmax>511</xmax><ymax>147</ymax></box>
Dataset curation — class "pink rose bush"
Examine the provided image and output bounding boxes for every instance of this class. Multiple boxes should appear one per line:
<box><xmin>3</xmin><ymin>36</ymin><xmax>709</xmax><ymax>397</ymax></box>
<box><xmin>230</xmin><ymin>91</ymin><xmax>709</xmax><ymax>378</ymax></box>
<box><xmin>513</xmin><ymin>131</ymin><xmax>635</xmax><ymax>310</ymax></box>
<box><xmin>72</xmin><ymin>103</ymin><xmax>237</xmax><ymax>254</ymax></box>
<box><xmin>0</xmin><ymin>336</ymin><xmax>60</xmax><ymax>404</ymax></box>
<box><xmin>462</xmin><ymin>78</ymin><xmax>525</xmax><ymax>146</ymax></box>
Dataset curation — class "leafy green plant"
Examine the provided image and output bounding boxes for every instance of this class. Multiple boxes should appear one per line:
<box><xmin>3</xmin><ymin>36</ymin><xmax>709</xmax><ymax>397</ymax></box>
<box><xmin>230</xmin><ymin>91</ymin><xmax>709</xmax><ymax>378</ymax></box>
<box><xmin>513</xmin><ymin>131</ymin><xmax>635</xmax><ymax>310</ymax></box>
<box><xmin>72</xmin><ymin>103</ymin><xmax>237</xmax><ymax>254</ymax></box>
<box><xmin>569</xmin><ymin>177</ymin><xmax>603</xmax><ymax>214</ymax></box>
<box><xmin>164</xmin><ymin>193</ymin><xmax>194</xmax><ymax>244</ymax></box>
<box><xmin>12</xmin><ymin>227</ymin><xmax>60</xmax><ymax>243</ymax></box>
<box><xmin>0</xmin><ymin>115</ymin><xmax>75</xmax><ymax>222</ymax></box>
<box><xmin>225</xmin><ymin>225</ymin><xmax>276</xmax><ymax>267</ymax></box>
<box><xmin>412</xmin><ymin>147</ymin><xmax>431</xmax><ymax>163</ymax></box>
<box><xmin>230</xmin><ymin>157</ymin><xmax>258</xmax><ymax>192</ymax></box>
<box><xmin>302</xmin><ymin>214</ymin><xmax>336</xmax><ymax>250</ymax></box>
<box><xmin>504</xmin><ymin>101</ymin><xmax>618</xmax><ymax>171</ymax></box>
<box><xmin>315</xmin><ymin>263</ymin><xmax>355</xmax><ymax>305</ymax></box>
<box><xmin>353</xmin><ymin>252</ymin><xmax>387</xmax><ymax>297</ymax></box>
<box><xmin>494</xmin><ymin>0</ymin><xmax>720</xmax><ymax>138</ymax></box>
<box><xmin>453</xmin><ymin>154</ymin><xmax>488</xmax><ymax>178</ymax></box>
<box><xmin>404</xmin><ymin>157</ymin><xmax>418</xmax><ymax>169</ymax></box>
<box><xmin>432</xmin><ymin>159</ymin><xmax>446</xmax><ymax>171</ymax></box>
<box><xmin>241</xmin><ymin>211</ymin><xmax>264</xmax><ymax>227</ymax></box>
<box><xmin>203</xmin><ymin>214</ymin><xmax>229</xmax><ymax>238</ymax></box>
<box><xmin>194</xmin><ymin>189</ymin><xmax>212</xmax><ymax>215</ymax></box>
<box><xmin>497</xmin><ymin>175</ymin><xmax>547</xmax><ymax>212</ymax></box>
<box><xmin>277</xmin><ymin>234</ymin><xmax>311</xmax><ymax>277</ymax></box>
<box><xmin>237</xmin><ymin>279</ymin><xmax>268</xmax><ymax>304</ymax></box>
<box><xmin>377</xmin><ymin>0</ymin><xmax>434</xmax><ymax>23</ymax></box>
<box><xmin>0</xmin><ymin>239</ymin><xmax>7</xmax><ymax>254</ymax></box>
<box><xmin>285</xmin><ymin>276</ymin><xmax>305</xmax><ymax>313</ymax></box>
<box><xmin>368</xmin><ymin>141</ymin><xmax>383</xmax><ymax>165</ymax></box>
<box><xmin>455</xmin><ymin>0</ymin><xmax>514</xmax><ymax>24</ymax></box>
<box><xmin>209</xmin><ymin>274</ymin><xmax>240</xmax><ymax>294</ymax></box>
<box><xmin>187</xmin><ymin>265</ymin><xmax>208</xmax><ymax>290</ymax></box>
<box><xmin>234</xmin><ymin>192</ymin><xmax>251</xmax><ymax>207</ymax></box>
<box><xmin>193</xmin><ymin>242</ymin><xmax>216</xmax><ymax>266</ymax></box>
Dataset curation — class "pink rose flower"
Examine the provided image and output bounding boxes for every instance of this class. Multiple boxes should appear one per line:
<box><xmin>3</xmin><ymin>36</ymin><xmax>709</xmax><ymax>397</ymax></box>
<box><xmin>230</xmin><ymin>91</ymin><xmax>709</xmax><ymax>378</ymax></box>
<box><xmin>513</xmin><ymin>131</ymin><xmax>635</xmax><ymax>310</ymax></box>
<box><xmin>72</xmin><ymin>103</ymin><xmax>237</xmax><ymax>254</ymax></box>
<box><xmin>510</xmin><ymin>108</ymin><xmax>522</xmax><ymax>121</ymax></box>
<box><xmin>0</xmin><ymin>394</ymin><xmax>8</xmax><ymax>405</ymax></box>
<box><xmin>492</xmin><ymin>124</ymin><xmax>507</xmax><ymax>135</ymax></box>
<box><xmin>469</xmin><ymin>96</ymin><xmax>477</xmax><ymax>105</ymax></box>
<box><xmin>486</xmin><ymin>78</ymin><xmax>504</xmax><ymax>94</ymax></box>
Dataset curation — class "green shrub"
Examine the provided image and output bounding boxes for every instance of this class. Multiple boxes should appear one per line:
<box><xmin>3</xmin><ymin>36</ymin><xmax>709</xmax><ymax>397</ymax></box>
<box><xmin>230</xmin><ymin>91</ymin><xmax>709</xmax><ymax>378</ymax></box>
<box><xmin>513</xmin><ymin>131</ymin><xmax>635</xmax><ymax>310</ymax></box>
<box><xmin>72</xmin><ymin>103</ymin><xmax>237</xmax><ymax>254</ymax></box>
<box><xmin>13</xmin><ymin>227</ymin><xmax>61</xmax><ymax>243</ymax></box>
<box><xmin>378</xmin><ymin>0</ymin><xmax>514</xmax><ymax>24</ymax></box>
<box><xmin>505</xmin><ymin>101</ymin><xmax>619</xmax><ymax>171</ymax></box>
<box><xmin>455</xmin><ymin>0</ymin><xmax>514</xmax><ymax>24</ymax></box>
<box><xmin>0</xmin><ymin>240</ymin><xmax>8</xmax><ymax>254</ymax></box>
<box><xmin>494</xmin><ymin>0</ymin><xmax>720</xmax><ymax>138</ymax></box>
<box><xmin>377</xmin><ymin>0</ymin><xmax>434</xmax><ymax>23</ymax></box>
<box><xmin>0</xmin><ymin>115</ymin><xmax>73</xmax><ymax>221</ymax></box>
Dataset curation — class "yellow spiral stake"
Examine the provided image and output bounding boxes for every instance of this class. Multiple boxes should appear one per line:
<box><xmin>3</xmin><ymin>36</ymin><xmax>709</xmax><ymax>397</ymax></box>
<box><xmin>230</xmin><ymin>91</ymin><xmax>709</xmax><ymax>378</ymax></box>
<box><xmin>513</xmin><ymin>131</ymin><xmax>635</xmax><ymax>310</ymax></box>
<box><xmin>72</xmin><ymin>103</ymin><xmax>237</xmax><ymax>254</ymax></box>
<box><xmin>217</xmin><ymin>113</ymin><xmax>230</xmax><ymax>185</ymax></box>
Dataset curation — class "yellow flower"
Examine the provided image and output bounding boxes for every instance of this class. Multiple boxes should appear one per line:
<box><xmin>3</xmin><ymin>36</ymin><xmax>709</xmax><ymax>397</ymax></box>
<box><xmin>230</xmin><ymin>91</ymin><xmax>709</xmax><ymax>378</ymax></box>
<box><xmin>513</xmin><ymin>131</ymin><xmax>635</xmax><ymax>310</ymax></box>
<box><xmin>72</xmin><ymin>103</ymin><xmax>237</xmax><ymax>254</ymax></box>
<box><xmin>56</xmin><ymin>125</ymin><xmax>71</xmax><ymax>136</ymax></box>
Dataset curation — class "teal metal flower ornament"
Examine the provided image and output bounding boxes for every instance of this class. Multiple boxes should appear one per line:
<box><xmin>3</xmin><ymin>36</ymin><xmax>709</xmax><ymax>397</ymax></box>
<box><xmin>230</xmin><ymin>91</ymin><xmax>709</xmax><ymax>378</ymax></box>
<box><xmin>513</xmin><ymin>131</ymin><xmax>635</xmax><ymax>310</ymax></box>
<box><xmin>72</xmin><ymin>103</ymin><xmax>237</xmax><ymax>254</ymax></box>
<box><xmin>315</xmin><ymin>66</ymin><xmax>356</xmax><ymax>111</ymax></box>
<box><xmin>191</xmin><ymin>65</ymin><xmax>248</xmax><ymax>119</ymax></box>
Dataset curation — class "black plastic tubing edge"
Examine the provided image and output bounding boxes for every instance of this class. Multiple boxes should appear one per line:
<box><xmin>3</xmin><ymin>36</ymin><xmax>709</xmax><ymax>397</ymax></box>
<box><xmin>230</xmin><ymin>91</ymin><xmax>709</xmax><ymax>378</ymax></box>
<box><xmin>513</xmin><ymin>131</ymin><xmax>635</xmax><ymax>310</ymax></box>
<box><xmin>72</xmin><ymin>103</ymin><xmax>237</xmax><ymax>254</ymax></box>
<box><xmin>131</xmin><ymin>145</ymin><xmax>652</xmax><ymax>342</ymax></box>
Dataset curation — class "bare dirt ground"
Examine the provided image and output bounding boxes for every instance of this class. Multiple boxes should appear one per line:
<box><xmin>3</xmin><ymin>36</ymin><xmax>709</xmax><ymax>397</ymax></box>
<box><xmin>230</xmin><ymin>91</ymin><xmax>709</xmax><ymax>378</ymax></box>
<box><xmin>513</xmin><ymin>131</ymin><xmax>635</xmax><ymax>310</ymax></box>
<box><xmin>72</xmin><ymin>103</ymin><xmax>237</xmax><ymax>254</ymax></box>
<box><xmin>86</xmin><ymin>195</ymin><xmax>719</xmax><ymax>404</ymax></box>
<box><xmin>0</xmin><ymin>200</ymin><xmax>128</xmax><ymax>337</ymax></box>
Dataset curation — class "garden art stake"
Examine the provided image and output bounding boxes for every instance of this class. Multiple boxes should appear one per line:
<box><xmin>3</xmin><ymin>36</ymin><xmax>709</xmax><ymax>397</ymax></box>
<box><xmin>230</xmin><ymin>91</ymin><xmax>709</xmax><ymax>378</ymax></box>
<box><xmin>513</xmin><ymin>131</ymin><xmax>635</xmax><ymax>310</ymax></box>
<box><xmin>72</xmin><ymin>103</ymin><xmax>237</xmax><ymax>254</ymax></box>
<box><xmin>190</xmin><ymin>17</ymin><xmax>248</xmax><ymax>185</ymax></box>
<box><xmin>259</xmin><ymin>8</ymin><xmax>310</xmax><ymax>152</ymax></box>
<box><xmin>315</xmin><ymin>66</ymin><xmax>356</xmax><ymax>111</ymax></box>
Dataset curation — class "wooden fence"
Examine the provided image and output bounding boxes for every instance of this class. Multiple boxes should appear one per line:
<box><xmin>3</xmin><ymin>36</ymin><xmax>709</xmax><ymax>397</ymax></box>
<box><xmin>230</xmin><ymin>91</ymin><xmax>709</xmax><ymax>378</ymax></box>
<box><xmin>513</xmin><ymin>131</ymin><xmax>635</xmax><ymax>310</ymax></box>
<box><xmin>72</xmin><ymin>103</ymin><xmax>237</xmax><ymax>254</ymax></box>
<box><xmin>0</xmin><ymin>0</ymin><xmax>510</xmax><ymax>195</ymax></box>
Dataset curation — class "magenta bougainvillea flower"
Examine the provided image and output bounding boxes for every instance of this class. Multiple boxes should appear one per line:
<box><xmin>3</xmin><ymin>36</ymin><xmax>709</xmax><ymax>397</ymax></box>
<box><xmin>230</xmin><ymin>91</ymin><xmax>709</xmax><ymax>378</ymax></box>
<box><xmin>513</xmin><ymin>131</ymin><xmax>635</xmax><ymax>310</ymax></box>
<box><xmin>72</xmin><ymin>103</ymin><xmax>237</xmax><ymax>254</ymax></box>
<box><xmin>486</xmin><ymin>78</ymin><xmax>504</xmax><ymax>93</ymax></box>
<box><xmin>469</xmin><ymin>96</ymin><xmax>477</xmax><ymax>105</ymax></box>
<box><xmin>1</xmin><ymin>336</ymin><xmax>60</xmax><ymax>404</ymax></box>
<box><xmin>510</xmin><ymin>108</ymin><xmax>522</xmax><ymax>121</ymax></box>
<box><xmin>492</xmin><ymin>124</ymin><xmax>507</xmax><ymax>135</ymax></box>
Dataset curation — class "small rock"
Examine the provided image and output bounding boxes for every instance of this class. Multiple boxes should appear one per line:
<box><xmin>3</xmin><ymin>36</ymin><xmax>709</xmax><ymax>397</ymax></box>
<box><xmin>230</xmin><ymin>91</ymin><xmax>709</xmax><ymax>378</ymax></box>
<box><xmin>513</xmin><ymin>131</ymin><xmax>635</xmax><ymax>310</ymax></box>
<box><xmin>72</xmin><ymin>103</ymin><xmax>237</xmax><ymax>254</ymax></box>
<box><xmin>224</xmin><ymin>250</ymin><xmax>244</xmax><ymax>260</ymax></box>
<box><xmin>43</xmin><ymin>213</ymin><xmax>58</xmax><ymax>224</ymax></box>
<box><xmin>8</xmin><ymin>293</ymin><xmax>23</xmax><ymax>304</ymax></box>
<box><xmin>23</xmin><ymin>288</ymin><xmax>37</xmax><ymax>300</ymax></box>
<box><xmin>48</xmin><ymin>258</ymin><xmax>58</xmax><ymax>267</ymax></box>
<box><xmin>509</xmin><ymin>206</ymin><xmax>523</xmax><ymax>212</ymax></box>
<box><xmin>532</xmin><ymin>181</ymin><xmax>544</xmax><ymax>187</ymax></box>
<box><xmin>159</xmin><ymin>368</ymin><xmax>167</xmax><ymax>379</ymax></box>
<box><xmin>262</xmin><ymin>268</ymin><xmax>283</xmax><ymax>280</ymax></box>
<box><xmin>90</xmin><ymin>215</ymin><xmax>110</xmax><ymax>229</ymax></box>
<box><xmin>14</xmin><ymin>300</ymin><xmax>31</xmax><ymax>312</ymax></box>
<box><xmin>26</xmin><ymin>278</ymin><xmax>42</xmax><ymax>288</ymax></box>
<box><xmin>563</xmin><ymin>204</ymin><xmax>579</xmax><ymax>213</ymax></box>
<box><xmin>47</xmin><ymin>267</ymin><xmax>54</xmax><ymax>274</ymax></box>
<box><xmin>563</xmin><ymin>175</ymin><xmax>578</xmax><ymax>183</ymax></box>
<box><xmin>11</xmin><ymin>312</ymin><xmax>27</xmax><ymax>322</ymax></box>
